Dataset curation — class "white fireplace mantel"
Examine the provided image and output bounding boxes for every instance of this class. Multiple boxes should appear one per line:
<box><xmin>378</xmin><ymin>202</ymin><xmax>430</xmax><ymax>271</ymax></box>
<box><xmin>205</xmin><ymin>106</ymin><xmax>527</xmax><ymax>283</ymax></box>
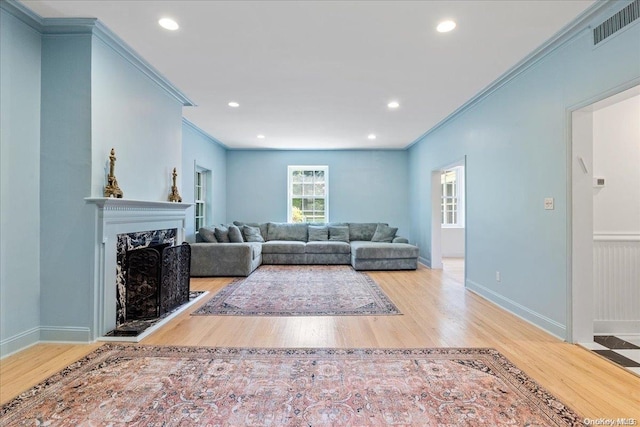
<box><xmin>86</xmin><ymin>197</ymin><xmax>193</xmax><ymax>338</ymax></box>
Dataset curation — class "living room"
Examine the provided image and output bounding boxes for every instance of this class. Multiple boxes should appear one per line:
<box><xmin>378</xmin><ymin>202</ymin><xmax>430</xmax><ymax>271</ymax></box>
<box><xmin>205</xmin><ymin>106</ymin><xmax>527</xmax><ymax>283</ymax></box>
<box><xmin>1</xmin><ymin>0</ymin><xmax>639</xmax><ymax>423</ymax></box>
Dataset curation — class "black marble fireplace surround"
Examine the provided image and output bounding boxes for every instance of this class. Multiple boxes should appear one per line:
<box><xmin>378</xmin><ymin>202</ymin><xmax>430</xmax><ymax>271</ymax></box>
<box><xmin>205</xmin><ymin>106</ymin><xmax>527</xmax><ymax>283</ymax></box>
<box><xmin>116</xmin><ymin>229</ymin><xmax>176</xmax><ymax>325</ymax></box>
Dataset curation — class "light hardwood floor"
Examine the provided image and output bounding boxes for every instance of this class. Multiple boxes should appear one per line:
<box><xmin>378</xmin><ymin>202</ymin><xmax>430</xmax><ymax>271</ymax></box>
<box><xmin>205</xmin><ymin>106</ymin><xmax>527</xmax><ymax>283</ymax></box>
<box><xmin>2</xmin><ymin>264</ymin><xmax>639</xmax><ymax>420</ymax></box>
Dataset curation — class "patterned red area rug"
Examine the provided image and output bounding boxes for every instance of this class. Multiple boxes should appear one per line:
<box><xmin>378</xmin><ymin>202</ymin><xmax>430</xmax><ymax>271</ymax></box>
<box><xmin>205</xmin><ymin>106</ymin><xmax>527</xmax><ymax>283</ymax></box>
<box><xmin>193</xmin><ymin>265</ymin><xmax>401</xmax><ymax>316</ymax></box>
<box><xmin>2</xmin><ymin>345</ymin><xmax>582</xmax><ymax>426</ymax></box>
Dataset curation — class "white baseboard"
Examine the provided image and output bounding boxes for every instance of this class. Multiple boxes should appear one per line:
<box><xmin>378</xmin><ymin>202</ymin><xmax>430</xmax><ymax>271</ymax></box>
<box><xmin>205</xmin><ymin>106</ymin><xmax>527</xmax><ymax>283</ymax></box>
<box><xmin>39</xmin><ymin>326</ymin><xmax>92</xmax><ymax>343</ymax></box>
<box><xmin>418</xmin><ymin>256</ymin><xmax>431</xmax><ymax>268</ymax></box>
<box><xmin>594</xmin><ymin>320</ymin><xmax>640</xmax><ymax>335</ymax></box>
<box><xmin>466</xmin><ymin>279</ymin><xmax>567</xmax><ymax>340</ymax></box>
<box><xmin>0</xmin><ymin>327</ymin><xmax>40</xmax><ymax>359</ymax></box>
<box><xmin>1</xmin><ymin>326</ymin><xmax>91</xmax><ymax>359</ymax></box>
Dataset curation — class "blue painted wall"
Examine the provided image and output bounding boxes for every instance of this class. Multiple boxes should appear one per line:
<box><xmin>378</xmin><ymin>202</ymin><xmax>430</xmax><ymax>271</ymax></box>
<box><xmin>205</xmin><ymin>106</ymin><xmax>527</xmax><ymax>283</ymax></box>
<box><xmin>0</xmin><ymin>7</ymin><xmax>42</xmax><ymax>356</ymax></box>
<box><xmin>408</xmin><ymin>7</ymin><xmax>640</xmax><ymax>338</ymax></box>
<box><xmin>39</xmin><ymin>32</ymin><xmax>95</xmax><ymax>341</ymax></box>
<box><xmin>227</xmin><ymin>150</ymin><xmax>410</xmax><ymax>237</ymax></box>
<box><xmin>182</xmin><ymin>120</ymin><xmax>228</xmax><ymax>241</ymax></box>
<box><xmin>91</xmin><ymin>36</ymin><xmax>183</xmax><ymax>201</ymax></box>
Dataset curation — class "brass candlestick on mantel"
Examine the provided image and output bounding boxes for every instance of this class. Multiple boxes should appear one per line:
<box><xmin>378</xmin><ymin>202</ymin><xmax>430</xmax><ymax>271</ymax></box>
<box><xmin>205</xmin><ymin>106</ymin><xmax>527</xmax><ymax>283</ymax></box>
<box><xmin>104</xmin><ymin>148</ymin><xmax>123</xmax><ymax>198</ymax></box>
<box><xmin>168</xmin><ymin>167</ymin><xmax>182</xmax><ymax>202</ymax></box>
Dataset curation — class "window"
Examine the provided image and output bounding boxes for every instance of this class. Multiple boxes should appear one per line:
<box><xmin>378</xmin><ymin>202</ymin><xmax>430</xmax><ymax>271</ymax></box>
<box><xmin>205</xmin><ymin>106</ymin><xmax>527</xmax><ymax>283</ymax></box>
<box><xmin>288</xmin><ymin>165</ymin><xmax>328</xmax><ymax>223</ymax></box>
<box><xmin>441</xmin><ymin>166</ymin><xmax>464</xmax><ymax>227</ymax></box>
<box><xmin>194</xmin><ymin>167</ymin><xmax>210</xmax><ymax>230</ymax></box>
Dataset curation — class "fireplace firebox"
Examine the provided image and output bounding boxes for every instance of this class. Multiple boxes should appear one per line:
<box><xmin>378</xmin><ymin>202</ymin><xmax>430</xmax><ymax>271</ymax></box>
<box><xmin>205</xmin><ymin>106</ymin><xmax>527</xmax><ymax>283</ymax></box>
<box><xmin>125</xmin><ymin>242</ymin><xmax>191</xmax><ymax>320</ymax></box>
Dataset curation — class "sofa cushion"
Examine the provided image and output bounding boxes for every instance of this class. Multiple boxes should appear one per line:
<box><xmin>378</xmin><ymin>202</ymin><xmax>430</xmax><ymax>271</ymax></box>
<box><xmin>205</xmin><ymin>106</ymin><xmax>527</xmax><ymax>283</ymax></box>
<box><xmin>371</xmin><ymin>223</ymin><xmax>398</xmax><ymax>243</ymax></box>
<box><xmin>305</xmin><ymin>241</ymin><xmax>351</xmax><ymax>254</ymax></box>
<box><xmin>243</xmin><ymin>225</ymin><xmax>265</xmax><ymax>242</ymax></box>
<box><xmin>214</xmin><ymin>225</ymin><xmax>230</xmax><ymax>243</ymax></box>
<box><xmin>350</xmin><ymin>241</ymin><xmax>419</xmax><ymax>259</ymax></box>
<box><xmin>198</xmin><ymin>226</ymin><xmax>218</xmax><ymax>243</ymax></box>
<box><xmin>348</xmin><ymin>223</ymin><xmax>383</xmax><ymax>241</ymax></box>
<box><xmin>308</xmin><ymin>225</ymin><xmax>329</xmax><ymax>241</ymax></box>
<box><xmin>262</xmin><ymin>240</ymin><xmax>306</xmax><ymax>254</ymax></box>
<box><xmin>329</xmin><ymin>225</ymin><xmax>349</xmax><ymax>242</ymax></box>
<box><xmin>228</xmin><ymin>225</ymin><xmax>244</xmax><ymax>243</ymax></box>
<box><xmin>267</xmin><ymin>222</ymin><xmax>308</xmax><ymax>242</ymax></box>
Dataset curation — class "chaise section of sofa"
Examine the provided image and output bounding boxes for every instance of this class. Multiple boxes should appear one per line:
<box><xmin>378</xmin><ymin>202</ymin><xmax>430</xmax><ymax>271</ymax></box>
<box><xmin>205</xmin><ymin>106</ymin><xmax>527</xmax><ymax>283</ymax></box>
<box><xmin>350</xmin><ymin>241</ymin><xmax>419</xmax><ymax>271</ymax></box>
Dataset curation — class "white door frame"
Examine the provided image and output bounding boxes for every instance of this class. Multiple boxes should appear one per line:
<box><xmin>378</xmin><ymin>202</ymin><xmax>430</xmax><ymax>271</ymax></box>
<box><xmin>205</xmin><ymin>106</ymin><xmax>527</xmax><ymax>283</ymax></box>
<box><xmin>568</xmin><ymin>108</ymin><xmax>595</xmax><ymax>344</ymax></box>
<box><xmin>567</xmin><ymin>80</ymin><xmax>640</xmax><ymax>343</ymax></box>
<box><xmin>430</xmin><ymin>156</ymin><xmax>466</xmax><ymax>270</ymax></box>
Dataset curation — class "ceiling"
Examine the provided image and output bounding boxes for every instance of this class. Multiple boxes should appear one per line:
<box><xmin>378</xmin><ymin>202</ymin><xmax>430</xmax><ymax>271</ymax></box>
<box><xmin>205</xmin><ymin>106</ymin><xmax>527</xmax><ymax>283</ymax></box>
<box><xmin>23</xmin><ymin>0</ymin><xmax>595</xmax><ymax>150</ymax></box>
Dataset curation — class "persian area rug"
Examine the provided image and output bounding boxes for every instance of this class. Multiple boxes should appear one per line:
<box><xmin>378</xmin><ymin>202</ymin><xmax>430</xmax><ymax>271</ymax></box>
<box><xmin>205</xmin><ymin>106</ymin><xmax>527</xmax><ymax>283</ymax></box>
<box><xmin>1</xmin><ymin>345</ymin><xmax>582</xmax><ymax>426</ymax></box>
<box><xmin>192</xmin><ymin>265</ymin><xmax>401</xmax><ymax>316</ymax></box>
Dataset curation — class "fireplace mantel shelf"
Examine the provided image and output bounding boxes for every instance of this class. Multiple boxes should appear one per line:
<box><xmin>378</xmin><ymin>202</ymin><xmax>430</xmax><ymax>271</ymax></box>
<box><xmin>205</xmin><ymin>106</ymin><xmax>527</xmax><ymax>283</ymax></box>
<box><xmin>86</xmin><ymin>197</ymin><xmax>193</xmax><ymax>211</ymax></box>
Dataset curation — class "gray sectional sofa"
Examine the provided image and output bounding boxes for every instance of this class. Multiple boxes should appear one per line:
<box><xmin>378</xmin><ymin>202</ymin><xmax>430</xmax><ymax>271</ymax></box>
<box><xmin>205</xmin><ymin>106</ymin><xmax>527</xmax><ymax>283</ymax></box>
<box><xmin>190</xmin><ymin>221</ymin><xmax>419</xmax><ymax>277</ymax></box>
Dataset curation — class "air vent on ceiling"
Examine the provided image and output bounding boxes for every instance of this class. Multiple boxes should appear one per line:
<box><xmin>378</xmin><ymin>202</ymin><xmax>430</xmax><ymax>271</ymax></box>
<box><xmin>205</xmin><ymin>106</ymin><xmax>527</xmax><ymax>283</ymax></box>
<box><xmin>593</xmin><ymin>0</ymin><xmax>639</xmax><ymax>45</ymax></box>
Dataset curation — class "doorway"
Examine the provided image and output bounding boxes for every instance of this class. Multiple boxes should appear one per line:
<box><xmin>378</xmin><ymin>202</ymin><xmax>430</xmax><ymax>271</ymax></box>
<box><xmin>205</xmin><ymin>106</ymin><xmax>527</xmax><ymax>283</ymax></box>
<box><xmin>570</xmin><ymin>84</ymin><xmax>640</xmax><ymax>353</ymax></box>
<box><xmin>431</xmin><ymin>158</ymin><xmax>466</xmax><ymax>284</ymax></box>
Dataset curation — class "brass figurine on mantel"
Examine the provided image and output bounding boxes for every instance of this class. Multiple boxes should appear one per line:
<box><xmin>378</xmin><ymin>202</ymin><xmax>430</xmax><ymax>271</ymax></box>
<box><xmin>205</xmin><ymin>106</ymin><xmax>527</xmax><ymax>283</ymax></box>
<box><xmin>168</xmin><ymin>167</ymin><xmax>182</xmax><ymax>202</ymax></box>
<box><xmin>104</xmin><ymin>148</ymin><xmax>123</xmax><ymax>198</ymax></box>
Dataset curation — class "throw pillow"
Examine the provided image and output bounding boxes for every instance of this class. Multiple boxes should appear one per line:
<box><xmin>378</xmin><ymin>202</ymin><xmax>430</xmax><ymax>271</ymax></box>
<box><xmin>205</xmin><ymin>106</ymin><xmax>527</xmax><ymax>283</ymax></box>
<box><xmin>228</xmin><ymin>225</ymin><xmax>244</xmax><ymax>243</ymax></box>
<box><xmin>214</xmin><ymin>225</ymin><xmax>230</xmax><ymax>243</ymax></box>
<box><xmin>348</xmin><ymin>223</ymin><xmax>380</xmax><ymax>241</ymax></box>
<box><xmin>234</xmin><ymin>221</ymin><xmax>268</xmax><ymax>240</ymax></box>
<box><xmin>308</xmin><ymin>225</ymin><xmax>329</xmax><ymax>241</ymax></box>
<box><xmin>243</xmin><ymin>225</ymin><xmax>265</xmax><ymax>242</ymax></box>
<box><xmin>329</xmin><ymin>225</ymin><xmax>350</xmax><ymax>242</ymax></box>
<box><xmin>198</xmin><ymin>226</ymin><xmax>218</xmax><ymax>243</ymax></box>
<box><xmin>371</xmin><ymin>223</ymin><xmax>398</xmax><ymax>243</ymax></box>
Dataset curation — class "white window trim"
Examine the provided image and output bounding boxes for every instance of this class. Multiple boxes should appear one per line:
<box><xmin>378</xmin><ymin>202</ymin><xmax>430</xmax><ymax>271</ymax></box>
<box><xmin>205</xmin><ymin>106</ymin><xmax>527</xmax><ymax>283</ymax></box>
<box><xmin>287</xmin><ymin>165</ymin><xmax>329</xmax><ymax>223</ymax></box>
<box><xmin>194</xmin><ymin>164</ymin><xmax>210</xmax><ymax>231</ymax></box>
<box><xmin>441</xmin><ymin>165</ymin><xmax>465</xmax><ymax>229</ymax></box>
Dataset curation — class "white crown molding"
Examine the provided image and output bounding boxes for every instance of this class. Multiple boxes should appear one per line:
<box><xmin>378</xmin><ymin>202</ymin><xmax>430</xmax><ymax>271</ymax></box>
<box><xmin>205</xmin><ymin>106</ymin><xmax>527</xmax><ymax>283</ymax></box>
<box><xmin>0</xmin><ymin>0</ymin><xmax>41</xmax><ymax>31</ymax></box>
<box><xmin>183</xmin><ymin>118</ymin><xmax>229</xmax><ymax>149</ymax></box>
<box><xmin>3</xmin><ymin>0</ymin><xmax>195</xmax><ymax>107</ymax></box>
<box><xmin>406</xmin><ymin>0</ymin><xmax>631</xmax><ymax>149</ymax></box>
<box><xmin>90</xmin><ymin>20</ymin><xmax>195</xmax><ymax>107</ymax></box>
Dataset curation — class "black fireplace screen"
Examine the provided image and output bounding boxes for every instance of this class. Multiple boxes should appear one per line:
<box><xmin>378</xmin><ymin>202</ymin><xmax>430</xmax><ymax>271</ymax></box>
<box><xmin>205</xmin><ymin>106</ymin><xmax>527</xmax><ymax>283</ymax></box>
<box><xmin>125</xmin><ymin>242</ymin><xmax>191</xmax><ymax>320</ymax></box>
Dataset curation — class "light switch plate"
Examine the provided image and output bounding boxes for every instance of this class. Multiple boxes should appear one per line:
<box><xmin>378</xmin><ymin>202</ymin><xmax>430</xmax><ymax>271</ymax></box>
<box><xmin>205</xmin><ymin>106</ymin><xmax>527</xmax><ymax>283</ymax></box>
<box><xmin>544</xmin><ymin>197</ymin><xmax>554</xmax><ymax>210</ymax></box>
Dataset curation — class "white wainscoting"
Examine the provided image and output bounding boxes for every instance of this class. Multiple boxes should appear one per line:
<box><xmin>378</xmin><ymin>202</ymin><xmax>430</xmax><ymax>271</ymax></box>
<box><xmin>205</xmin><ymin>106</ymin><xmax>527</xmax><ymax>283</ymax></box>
<box><xmin>593</xmin><ymin>233</ymin><xmax>640</xmax><ymax>334</ymax></box>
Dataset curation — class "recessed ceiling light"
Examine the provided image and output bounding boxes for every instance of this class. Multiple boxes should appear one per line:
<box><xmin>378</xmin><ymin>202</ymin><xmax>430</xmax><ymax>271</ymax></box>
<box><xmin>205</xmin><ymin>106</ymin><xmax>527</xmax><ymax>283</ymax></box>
<box><xmin>368</xmin><ymin>134</ymin><xmax>376</xmax><ymax>140</ymax></box>
<box><xmin>228</xmin><ymin>101</ymin><xmax>240</xmax><ymax>108</ymax></box>
<box><xmin>437</xmin><ymin>20</ymin><xmax>456</xmax><ymax>33</ymax></box>
<box><xmin>257</xmin><ymin>134</ymin><xmax>265</xmax><ymax>139</ymax></box>
<box><xmin>158</xmin><ymin>18</ymin><xmax>179</xmax><ymax>31</ymax></box>
<box><xmin>387</xmin><ymin>101</ymin><xmax>400</xmax><ymax>109</ymax></box>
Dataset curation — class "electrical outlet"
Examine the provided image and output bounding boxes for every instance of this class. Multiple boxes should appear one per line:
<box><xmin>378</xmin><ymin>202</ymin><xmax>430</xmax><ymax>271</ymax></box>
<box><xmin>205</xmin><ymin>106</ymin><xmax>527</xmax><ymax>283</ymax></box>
<box><xmin>544</xmin><ymin>197</ymin><xmax>554</xmax><ymax>210</ymax></box>
<box><xmin>496</xmin><ymin>271</ymin><xmax>501</xmax><ymax>282</ymax></box>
